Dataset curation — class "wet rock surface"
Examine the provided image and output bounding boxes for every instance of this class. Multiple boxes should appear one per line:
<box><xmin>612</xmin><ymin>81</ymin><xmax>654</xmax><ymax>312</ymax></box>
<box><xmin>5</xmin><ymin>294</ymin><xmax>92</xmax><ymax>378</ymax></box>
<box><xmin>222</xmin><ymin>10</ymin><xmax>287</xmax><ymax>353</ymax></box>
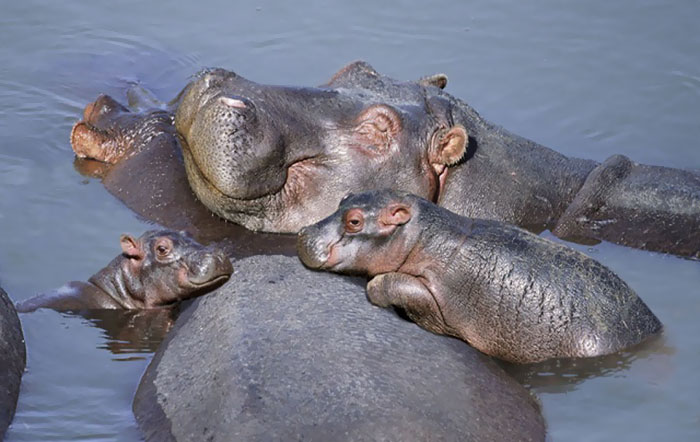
<box><xmin>133</xmin><ymin>255</ymin><xmax>545</xmax><ymax>442</ymax></box>
<box><xmin>0</xmin><ymin>287</ymin><xmax>26</xmax><ymax>439</ymax></box>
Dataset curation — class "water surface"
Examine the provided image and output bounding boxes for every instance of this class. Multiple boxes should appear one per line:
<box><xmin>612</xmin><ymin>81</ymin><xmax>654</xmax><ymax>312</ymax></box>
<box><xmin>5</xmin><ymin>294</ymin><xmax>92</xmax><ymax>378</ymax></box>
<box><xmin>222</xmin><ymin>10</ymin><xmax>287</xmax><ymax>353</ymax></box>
<box><xmin>1</xmin><ymin>1</ymin><xmax>699</xmax><ymax>440</ymax></box>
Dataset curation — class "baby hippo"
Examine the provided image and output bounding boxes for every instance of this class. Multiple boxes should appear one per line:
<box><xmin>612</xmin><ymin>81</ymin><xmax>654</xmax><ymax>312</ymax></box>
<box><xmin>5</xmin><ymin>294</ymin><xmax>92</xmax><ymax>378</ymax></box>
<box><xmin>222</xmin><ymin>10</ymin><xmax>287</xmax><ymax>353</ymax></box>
<box><xmin>297</xmin><ymin>190</ymin><xmax>662</xmax><ymax>364</ymax></box>
<box><xmin>16</xmin><ymin>230</ymin><xmax>232</xmax><ymax>313</ymax></box>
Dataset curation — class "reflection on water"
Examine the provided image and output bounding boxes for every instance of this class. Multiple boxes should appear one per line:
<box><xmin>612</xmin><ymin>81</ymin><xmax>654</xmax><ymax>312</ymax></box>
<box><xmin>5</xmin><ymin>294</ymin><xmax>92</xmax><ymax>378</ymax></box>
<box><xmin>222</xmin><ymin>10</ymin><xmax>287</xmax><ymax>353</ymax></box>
<box><xmin>77</xmin><ymin>307</ymin><xmax>180</xmax><ymax>359</ymax></box>
<box><xmin>501</xmin><ymin>334</ymin><xmax>673</xmax><ymax>393</ymax></box>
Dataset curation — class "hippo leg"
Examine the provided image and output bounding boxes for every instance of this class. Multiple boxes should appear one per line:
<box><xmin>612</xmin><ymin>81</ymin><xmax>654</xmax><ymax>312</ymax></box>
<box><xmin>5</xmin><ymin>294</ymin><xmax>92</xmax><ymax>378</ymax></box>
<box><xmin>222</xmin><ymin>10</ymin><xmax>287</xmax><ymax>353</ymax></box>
<box><xmin>553</xmin><ymin>154</ymin><xmax>700</xmax><ymax>258</ymax></box>
<box><xmin>367</xmin><ymin>273</ymin><xmax>449</xmax><ymax>336</ymax></box>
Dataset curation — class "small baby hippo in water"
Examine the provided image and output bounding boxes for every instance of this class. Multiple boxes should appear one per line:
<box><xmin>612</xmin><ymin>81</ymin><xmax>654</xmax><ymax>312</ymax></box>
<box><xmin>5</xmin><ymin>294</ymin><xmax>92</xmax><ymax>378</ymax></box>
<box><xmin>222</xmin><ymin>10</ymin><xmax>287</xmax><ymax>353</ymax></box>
<box><xmin>297</xmin><ymin>190</ymin><xmax>662</xmax><ymax>364</ymax></box>
<box><xmin>16</xmin><ymin>230</ymin><xmax>233</xmax><ymax>313</ymax></box>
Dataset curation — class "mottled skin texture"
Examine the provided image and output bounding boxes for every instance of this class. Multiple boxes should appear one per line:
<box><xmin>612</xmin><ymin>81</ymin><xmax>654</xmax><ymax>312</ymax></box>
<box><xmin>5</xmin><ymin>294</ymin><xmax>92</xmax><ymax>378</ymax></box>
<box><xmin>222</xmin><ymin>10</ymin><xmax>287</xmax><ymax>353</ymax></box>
<box><xmin>70</xmin><ymin>92</ymin><xmax>298</xmax><ymax>258</ymax></box>
<box><xmin>133</xmin><ymin>255</ymin><xmax>545</xmax><ymax>442</ymax></box>
<box><xmin>169</xmin><ymin>61</ymin><xmax>699</xmax><ymax>258</ymax></box>
<box><xmin>0</xmin><ymin>287</ymin><xmax>25</xmax><ymax>439</ymax></box>
<box><xmin>15</xmin><ymin>230</ymin><xmax>232</xmax><ymax>313</ymax></box>
<box><xmin>297</xmin><ymin>190</ymin><xmax>663</xmax><ymax>364</ymax></box>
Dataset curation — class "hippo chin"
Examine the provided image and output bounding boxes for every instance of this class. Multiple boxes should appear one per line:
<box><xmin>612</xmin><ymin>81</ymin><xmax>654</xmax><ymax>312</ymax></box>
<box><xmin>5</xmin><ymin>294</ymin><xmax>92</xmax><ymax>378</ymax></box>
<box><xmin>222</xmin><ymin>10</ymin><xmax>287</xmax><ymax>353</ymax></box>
<box><xmin>168</xmin><ymin>61</ymin><xmax>699</xmax><ymax>258</ymax></box>
<box><xmin>15</xmin><ymin>230</ymin><xmax>232</xmax><ymax>313</ymax></box>
<box><xmin>297</xmin><ymin>189</ymin><xmax>662</xmax><ymax>364</ymax></box>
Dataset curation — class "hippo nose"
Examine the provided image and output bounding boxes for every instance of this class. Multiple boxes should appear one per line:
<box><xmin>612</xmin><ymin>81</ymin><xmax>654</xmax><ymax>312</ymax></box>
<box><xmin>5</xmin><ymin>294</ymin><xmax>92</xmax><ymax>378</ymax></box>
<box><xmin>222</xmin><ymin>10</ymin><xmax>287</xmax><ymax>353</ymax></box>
<box><xmin>296</xmin><ymin>226</ymin><xmax>329</xmax><ymax>269</ymax></box>
<box><xmin>188</xmin><ymin>250</ymin><xmax>233</xmax><ymax>285</ymax></box>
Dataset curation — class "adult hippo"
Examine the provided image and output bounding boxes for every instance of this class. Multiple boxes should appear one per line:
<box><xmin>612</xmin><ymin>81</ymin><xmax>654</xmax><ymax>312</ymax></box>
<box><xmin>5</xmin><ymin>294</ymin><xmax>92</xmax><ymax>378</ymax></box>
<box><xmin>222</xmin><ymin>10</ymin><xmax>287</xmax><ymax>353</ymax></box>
<box><xmin>297</xmin><ymin>189</ymin><xmax>662</xmax><ymax>364</ymax></box>
<box><xmin>133</xmin><ymin>255</ymin><xmax>546</xmax><ymax>441</ymax></box>
<box><xmin>71</xmin><ymin>91</ymin><xmax>298</xmax><ymax>258</ymax></box>
<box><xmin>70</xmin><ymin>62</ymin><xmax>700</xmax><ymax>258</ymax></box>
<box><xmin>0</xmin><ymin>287</ymin><xmax>25</xmax><ymax>439</ymax></box>
<box><xmin>16</xmin><ymin>230</ymin><xmax>232</xmax><ymax>313</ymax></box>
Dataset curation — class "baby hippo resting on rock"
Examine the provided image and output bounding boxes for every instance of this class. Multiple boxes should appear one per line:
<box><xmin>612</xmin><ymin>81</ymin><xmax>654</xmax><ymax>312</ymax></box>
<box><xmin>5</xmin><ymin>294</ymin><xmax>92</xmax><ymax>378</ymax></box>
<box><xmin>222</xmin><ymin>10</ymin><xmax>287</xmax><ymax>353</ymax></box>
<box><xmin>297</xmin><ymin>190</ymin><xmax>662</xmax><ymax>364</ymax></box>
<box><xmin>16</xmin><ymin>230</ymin><xmax>232</xmax><ymax>313</ymax></box>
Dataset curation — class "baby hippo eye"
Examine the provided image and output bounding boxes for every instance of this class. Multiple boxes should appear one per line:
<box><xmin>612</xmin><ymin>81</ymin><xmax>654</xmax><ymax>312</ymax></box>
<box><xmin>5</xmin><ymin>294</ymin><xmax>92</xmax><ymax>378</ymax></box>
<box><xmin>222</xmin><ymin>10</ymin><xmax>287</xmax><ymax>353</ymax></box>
<box><xmin>344</xmin><ymin>209</ymin><xmax>365</xmax><ymax>233</ymax></box>
<box><xmin>154</xmin><ymin>238</ymin><xmax>173</xmax><ymax>257</ymax></box>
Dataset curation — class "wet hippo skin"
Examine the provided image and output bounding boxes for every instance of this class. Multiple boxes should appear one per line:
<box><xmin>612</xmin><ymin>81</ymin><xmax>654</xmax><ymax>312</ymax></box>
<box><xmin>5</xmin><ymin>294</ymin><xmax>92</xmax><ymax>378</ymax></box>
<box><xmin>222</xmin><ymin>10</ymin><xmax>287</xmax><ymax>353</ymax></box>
<box><xmin>171</xmin><ymin>62</ymin><xmax>698</xmax><ymax>257</ymax></box>
<box><xmin>132</xmin><ymin>255</ymin><xmax>545</xmax><ymax>442</ymax></box>
<box><xmin>15</xmin><ymin>230</ymin><xmax>232</xmax><ymax>313</ymax></box>
<box><xmin>298</xmin><ymin>190</ymin><xmax>662</xmax><ymax>364</ymax></box>
<box><xmin>0</xmin><ymin>287</ymin><xmax>26</xmax><ymax>439</ymax></box>
<box><xmin>70</xmin><ymin>92</ymin><xmax>298</xmax><ymax>258</ymax></box>
<box><xmin>71</xmin><ymin>63</ymin><xmax>700</xmax><ymax>257</ymax></box>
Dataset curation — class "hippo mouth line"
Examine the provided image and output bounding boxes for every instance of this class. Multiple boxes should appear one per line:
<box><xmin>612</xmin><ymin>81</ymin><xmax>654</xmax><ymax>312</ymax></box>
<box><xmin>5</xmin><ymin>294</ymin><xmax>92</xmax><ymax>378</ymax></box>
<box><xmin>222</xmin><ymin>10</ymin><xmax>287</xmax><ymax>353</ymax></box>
<box><xmin>181</xmin><ymin>138</ymin><xmax>319</xmax><ymax>204</ymax></box>
<box><xmin>186</xmin><ymin>273</ymin><xmax>231</xmax><ymax>288</ymax></box>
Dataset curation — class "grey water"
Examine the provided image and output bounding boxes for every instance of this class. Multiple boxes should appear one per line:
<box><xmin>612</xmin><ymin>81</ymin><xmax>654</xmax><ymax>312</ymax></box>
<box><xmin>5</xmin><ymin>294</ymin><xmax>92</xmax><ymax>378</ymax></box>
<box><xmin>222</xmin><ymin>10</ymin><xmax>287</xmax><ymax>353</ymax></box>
<box><xmin>1</xmin><ymin>0</ymin><xmax>699</xmax><ymax>440</ymax></box>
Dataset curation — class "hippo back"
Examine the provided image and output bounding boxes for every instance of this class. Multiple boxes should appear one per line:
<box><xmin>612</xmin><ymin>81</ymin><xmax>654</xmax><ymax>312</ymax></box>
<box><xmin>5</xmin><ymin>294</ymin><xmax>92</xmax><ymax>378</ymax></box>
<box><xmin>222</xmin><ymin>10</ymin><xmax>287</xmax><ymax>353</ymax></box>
<box><xmin>1</xmin><ymin>287</ymin><xmax>26</xmax><ymax>439</ymax></box>
<box><xmin>133</xmin><ymin>255</ymin><xmax>545</xmax><ymax>442</ymax></box>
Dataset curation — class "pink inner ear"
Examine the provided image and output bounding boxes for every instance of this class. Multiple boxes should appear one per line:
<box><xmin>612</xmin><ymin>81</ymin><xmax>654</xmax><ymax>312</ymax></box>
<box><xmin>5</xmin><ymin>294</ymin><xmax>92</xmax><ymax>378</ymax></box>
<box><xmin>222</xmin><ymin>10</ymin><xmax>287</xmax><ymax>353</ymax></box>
<box><xmin>120</xmin><ymin>235</ymin><xmax>144</xmax><ymax>260</ymax></box>
<box><xmin>381</xmin><ymin>204</ymin><xmax>412</xmax><ymax>226</ymax></box>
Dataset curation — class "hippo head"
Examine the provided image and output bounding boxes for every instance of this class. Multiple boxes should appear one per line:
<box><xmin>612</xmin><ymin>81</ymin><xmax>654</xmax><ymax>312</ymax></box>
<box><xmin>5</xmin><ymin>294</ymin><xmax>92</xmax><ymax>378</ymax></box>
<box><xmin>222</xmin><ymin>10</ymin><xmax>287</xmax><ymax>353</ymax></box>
<box><xmin>110</xmin><ymin>230</ymin><xmax>233</xmax><ymax>308</ymax></box>
<box><xmin>71</xmin><ymin>94</ymin><xmax>172</xmax><ymax>164</ymax></box>
<box><xmin>175</xmin><ymin>61</ymin><xmax>468</xmax><ymax>233</ymax></box>
<box><xmin>297</xmin><ymin>189</ymin><xmax>424</xmax><ymax>276</ymax></box>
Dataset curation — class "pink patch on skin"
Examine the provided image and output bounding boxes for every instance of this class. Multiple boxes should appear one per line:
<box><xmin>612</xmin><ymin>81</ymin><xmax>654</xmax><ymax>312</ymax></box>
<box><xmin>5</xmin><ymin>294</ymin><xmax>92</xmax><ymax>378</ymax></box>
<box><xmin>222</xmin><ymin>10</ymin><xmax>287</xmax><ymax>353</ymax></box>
<box><xmin>176</xmin><ymin>266</ymin><xmax>190</xmax><ymax>288</ymax></box>
<box><xmin>218</xmin><ymin>96</ymin><xmax>247</xmax><ymax>108</ymax></box>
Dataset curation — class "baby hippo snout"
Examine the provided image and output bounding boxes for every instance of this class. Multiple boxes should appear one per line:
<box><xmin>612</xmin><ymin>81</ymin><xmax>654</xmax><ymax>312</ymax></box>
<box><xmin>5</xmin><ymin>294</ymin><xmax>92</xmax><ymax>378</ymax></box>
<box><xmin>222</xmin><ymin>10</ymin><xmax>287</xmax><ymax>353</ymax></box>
<box><xmin>185</xmin><ymin>249</ymin><xmax>233</xmax><ymax>288</ymax></box>
<box><xmin>297</xmin><ymin>225</ymin><xmax>331</xmax><ymax>269</ymax></box>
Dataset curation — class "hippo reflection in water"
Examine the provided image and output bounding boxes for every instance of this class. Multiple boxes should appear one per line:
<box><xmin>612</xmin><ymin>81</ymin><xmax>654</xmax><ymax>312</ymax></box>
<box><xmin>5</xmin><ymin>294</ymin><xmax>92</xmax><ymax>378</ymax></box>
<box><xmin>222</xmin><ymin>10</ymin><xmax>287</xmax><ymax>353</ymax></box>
<box><xmin>71</xmin><ymin>61</ymin><xmax>700</xmax><ymax>258</ymax></box>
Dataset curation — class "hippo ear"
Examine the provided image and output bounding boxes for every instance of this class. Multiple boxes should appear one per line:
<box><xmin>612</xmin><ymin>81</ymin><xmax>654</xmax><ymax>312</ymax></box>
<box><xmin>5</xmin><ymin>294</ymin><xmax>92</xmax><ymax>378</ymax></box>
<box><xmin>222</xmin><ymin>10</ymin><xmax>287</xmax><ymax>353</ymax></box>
<box><xmin>379</xmin><ymin>203</ymin><xmax>412</xmax><ymax>227</ymax></box>
<box><xmin>120</xmin><ymin>234</ymin><xmax>145</xmax><ymax>260</ymax></box>
<box><xmin>418</xmin><ymin>73</ymin><xmax>448</xmax><ymax>89</ymax></box>
<box><xmin>432</xmin><ymin>125</ymin><xmax>468</xmax><ymax>167</ymax></box>
<box><xmin>325</xmin><ymin>61</ymin><xmax>380</xmax><ymax>88</ymax></box>
<box><xmin>354</xmin><ymin>105</ymin><xmax>402</xmax><ymax>152</ymax></box>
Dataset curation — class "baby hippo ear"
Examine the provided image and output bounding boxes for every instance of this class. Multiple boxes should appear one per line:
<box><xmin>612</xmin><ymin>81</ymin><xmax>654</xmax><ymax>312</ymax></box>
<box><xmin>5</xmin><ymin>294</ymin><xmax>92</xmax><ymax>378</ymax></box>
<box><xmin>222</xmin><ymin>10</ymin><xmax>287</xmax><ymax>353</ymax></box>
<box><xmin>379</xmin><ymin>203</ymin><xmax>412</xmax><ymax>227</ymax></box>
<box><xmin>120</xmin><ymin>234</ymin><xmax>145</xmax><ymax>260</ymax></box>
<box><xmin>432</xmin><ymin>125</ymin><xmax>468</xmax><ymax>166</ymax></box>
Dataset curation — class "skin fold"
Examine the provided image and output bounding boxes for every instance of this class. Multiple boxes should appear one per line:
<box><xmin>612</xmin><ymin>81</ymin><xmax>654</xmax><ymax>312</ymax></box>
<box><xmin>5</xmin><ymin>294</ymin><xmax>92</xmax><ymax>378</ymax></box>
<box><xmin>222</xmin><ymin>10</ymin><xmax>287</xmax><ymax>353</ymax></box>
<box><xmin>297</xmin><ymin>189</ymin><xmax>662</xmax><ymax>364</ymax></box>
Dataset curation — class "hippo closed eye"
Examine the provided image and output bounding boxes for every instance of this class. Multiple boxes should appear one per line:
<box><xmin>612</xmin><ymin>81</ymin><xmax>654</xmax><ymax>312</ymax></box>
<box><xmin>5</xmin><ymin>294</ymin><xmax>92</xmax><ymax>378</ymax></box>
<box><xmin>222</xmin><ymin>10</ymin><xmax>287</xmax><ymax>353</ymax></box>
<box><xmin>15</xmin><ymin>230</ymin><xmax>233</xmax><ymax>313</ymax></box>
<box><xmin>297</xmin><ymin>189</ymin><xmax>662</xmax><ymax>364</ymax></box>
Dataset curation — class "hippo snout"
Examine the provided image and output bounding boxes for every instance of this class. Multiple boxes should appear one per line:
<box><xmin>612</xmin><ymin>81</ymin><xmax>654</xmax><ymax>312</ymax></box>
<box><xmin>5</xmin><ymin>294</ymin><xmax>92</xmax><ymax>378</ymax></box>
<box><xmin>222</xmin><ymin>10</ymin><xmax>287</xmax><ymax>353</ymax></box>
<box><xmin>186</xmin><ymin>250</ymin><xmax>233</xmax><ymax>287</ymax></box>
<box><xmin>297</xmin><ymin>226</ymin><xmax>331</xmax><ymax>269</ymax></box>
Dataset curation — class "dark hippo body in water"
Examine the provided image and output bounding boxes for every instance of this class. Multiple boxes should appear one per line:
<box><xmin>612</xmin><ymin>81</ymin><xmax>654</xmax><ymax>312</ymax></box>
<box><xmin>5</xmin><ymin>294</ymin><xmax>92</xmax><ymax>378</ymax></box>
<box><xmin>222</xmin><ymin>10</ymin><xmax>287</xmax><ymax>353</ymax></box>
<box><xmin>298</xmin><ymin>190</ymin><xmax>662</xmax><ymax>364</ymax></box>
<box><xmin>0</xmin><ymin>287</ymin><xmax>26</xmax><ymax>439</ymax></box>
<box><xmin>133</xmin><ymin>255</ymin><xmax>546</xmax><ymax>442</ymax></box>
<box><xmin>16</xmin><ymin>230</ymin><xmax>232</xmax><ymax>313</ymax></box>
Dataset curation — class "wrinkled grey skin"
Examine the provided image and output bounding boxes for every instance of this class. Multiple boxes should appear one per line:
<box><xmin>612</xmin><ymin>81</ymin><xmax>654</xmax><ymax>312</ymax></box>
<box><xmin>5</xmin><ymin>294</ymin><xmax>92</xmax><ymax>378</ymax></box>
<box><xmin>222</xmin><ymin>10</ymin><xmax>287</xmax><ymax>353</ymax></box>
<box><xmin>297</xmin><ymin>190</ymin><xmax>663</xmax><ymax>364</ymax></box>
<box><xmin>0</xmin><ymin>287</ymin><xmax>25</xmax><ymax>439</ymax></box>
<box><xmin>70</xmin><ymin>92</ymin><xmax>299</xmax><ymax>258</ymax></box>
<box><xmin>15</xmin><ymin>230</ymin><xmax>232</xmax><ymax>313</ymax></box>
<box><xmin>133</xmin><ymin>255</ymin><xmax>545</xmax><ymax>442</ymax></box>
<box><xmin>175</xmin><ymin>61</ymin><xmax>700</xmax><ymax>258</ymax></box>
